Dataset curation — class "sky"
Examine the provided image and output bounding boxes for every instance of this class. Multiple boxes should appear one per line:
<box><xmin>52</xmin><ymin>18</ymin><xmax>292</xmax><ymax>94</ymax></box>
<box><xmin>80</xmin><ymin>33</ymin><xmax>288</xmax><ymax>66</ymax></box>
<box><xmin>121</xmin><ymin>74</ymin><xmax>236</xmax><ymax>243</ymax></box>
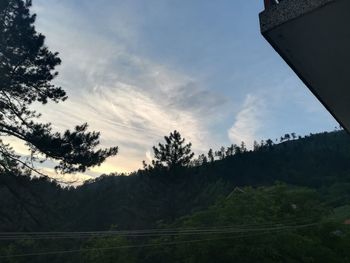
<box><xmin>15</xmin><ymin>0</ymin><xmax>338</xmax><ymax>180</ymax></box>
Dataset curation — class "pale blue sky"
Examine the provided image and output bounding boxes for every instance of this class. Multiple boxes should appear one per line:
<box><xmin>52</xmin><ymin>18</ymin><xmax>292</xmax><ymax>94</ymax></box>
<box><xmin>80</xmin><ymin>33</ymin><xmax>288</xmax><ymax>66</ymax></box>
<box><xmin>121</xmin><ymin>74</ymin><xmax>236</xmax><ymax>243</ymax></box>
<box><xmin>26</xmin><ymin>0</ymin><xmax>337</xmax><ymax>176</ymax></box>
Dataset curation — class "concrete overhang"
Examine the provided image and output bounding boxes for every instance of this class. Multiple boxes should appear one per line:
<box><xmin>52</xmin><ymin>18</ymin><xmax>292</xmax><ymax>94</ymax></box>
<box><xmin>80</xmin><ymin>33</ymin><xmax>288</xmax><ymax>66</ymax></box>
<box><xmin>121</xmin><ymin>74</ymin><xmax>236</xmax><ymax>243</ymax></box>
<box><xmin>260</xmin><ymin>0</ymin><xmax>350</xmax><ymax>131</ymax></box>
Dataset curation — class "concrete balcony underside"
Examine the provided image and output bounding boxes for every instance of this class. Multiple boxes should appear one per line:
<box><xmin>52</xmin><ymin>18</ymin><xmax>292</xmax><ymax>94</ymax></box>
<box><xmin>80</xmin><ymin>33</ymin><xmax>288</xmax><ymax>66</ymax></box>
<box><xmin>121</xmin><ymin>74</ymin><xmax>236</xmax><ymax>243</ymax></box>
<box><xmin>260</xmin><ymin>0</ymin><xmax>350</xmax><ymax>131</ymax></box>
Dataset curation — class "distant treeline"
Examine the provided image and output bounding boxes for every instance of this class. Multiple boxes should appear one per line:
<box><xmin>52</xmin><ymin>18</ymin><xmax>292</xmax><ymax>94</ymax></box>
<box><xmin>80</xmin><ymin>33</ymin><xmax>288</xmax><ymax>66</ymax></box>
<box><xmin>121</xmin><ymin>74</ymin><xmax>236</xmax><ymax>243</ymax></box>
<box><xmin>1</xmin><ymin>130</ymin><xmax>350</xmax><ymax>262</ymax></box>
<box><xmin>1</xmin><ymin>0</ymin><xmax>350</xmax><ymax>261</ymax></box>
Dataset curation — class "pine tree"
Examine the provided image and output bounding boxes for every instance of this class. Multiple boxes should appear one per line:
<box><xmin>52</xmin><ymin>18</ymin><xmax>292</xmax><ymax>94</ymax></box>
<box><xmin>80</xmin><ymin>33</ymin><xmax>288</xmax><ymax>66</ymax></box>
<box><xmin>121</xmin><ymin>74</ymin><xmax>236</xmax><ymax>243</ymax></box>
<box><xmin>253</xmin><ymin>141</ymin><xmax>260</xmax><ymax>151</ymax></box>
<box><xmin>208</xmin><ymin>149</ymin><xmax>214</xmax><ymax>163</ymax></box>
<box><xmin>151</xmin><ymin>130</ymin><xmax>194</xmax><ymax>169</ymax></box>
<box><xmin>240</xmin><ymin>142</ymin><xmax>247</xmax><ymax>152</ymax></box>
<box><xmin>266</xmin><ymin>139</ymin><xmax>274</xmax><ymax>148</ymax></box>
<box><xmin>194</xmin><ymin>154</ymin><xmax>208</xmax><ymax>166</ymax></box>
<box><xmin>226</xmin><ymin>144</ymin><xmax>235</xmax><ymax>156</ymax></box>
<box><xmin>0</xmin><ymin>0</ymin><xmax>118</xmax><ymax>174</ymax></box>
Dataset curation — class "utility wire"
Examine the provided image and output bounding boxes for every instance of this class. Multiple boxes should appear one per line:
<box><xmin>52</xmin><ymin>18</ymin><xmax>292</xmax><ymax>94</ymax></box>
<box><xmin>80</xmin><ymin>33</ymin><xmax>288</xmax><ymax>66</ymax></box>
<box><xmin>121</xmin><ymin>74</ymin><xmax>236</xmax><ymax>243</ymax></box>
<box><xmin>0</xmin><ymin>220</ymin><xmax>320</xmax><ymax>241</ymax></box>
<box><xmin>0</xmin><ymin>219</ymin><xmax>318</xmax><ymax>239</ymax></box>
<box><xmin>0</xmin><ymin>216</ymin><xmax>319</xmax><ymax>236</ymax></box>
<box><xmin>0</xmin><ymin>223</ymin><xmax>319</xmax><ymax>259</ymax></box>
<box><xmin>0</xmin><ymin>221</ymin><xmax>316</xmax><ymax>238</ymax></box>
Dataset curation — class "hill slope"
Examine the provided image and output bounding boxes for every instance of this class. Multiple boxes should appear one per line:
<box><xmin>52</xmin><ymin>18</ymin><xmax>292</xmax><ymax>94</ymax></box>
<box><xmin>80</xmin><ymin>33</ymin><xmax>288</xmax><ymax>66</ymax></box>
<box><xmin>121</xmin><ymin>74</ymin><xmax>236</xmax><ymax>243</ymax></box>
<box><xmin>1</xmin><ymin>130</ymin><xmax>350</xmax><ymax>232</ymax></box>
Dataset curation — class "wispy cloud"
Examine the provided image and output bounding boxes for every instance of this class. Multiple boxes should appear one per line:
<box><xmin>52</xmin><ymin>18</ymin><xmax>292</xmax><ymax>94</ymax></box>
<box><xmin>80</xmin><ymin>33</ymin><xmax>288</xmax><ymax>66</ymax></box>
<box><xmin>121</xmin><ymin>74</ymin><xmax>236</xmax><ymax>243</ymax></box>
<box><xmin>16</xmin><ymin>0</ymin><xmax>337</xmax><ymax>184</ymax></box>
<box><xmin>228</xmin><ymin>94</ymin><xmax>266</xmax><ymax>149</ymax></box>
<box><xmin>27</xmin><ymin>0</ymin><xmax>228</xmax><ymax>176</ymax></box>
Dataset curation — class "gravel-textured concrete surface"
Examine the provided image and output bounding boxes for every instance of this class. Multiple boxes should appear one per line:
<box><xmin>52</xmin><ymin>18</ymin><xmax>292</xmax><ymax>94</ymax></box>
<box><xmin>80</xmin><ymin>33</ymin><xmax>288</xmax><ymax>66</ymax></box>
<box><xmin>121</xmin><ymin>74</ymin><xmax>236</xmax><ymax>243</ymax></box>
<box><xmin>259</xmin><ymin>0</ymin><xmax>350</xmax><ymax>131</ymax></box>
<box><xmin>260</xmin><ymin>0</ymin><xmax>336</xmax><ymax>32</ymax></box>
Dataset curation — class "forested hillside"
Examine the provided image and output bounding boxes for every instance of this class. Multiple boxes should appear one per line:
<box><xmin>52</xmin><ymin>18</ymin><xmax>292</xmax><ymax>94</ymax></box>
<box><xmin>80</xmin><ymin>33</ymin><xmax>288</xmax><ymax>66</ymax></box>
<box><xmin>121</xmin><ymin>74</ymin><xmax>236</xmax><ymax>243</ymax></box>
<box><xmin>1</xmin><ymin>1</ymin><xmax>350</xmax><ymax>262</ymax></box>
<box><xmin>1</xmin><ymin>130</ymin><xmax>350</xmax><ymax>262</ymax></box>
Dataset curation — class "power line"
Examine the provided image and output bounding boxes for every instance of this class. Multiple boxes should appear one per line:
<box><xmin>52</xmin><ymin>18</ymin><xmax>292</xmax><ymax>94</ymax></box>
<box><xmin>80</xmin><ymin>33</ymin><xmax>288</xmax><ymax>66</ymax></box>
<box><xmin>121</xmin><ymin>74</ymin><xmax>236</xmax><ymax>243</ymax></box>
<box><xmin>0</xmin><ymin>223</ymin><xmax>319</xmax><ymax>259</ymax></box>
<box><xmin>0</xmin><ymin>219</ymin><xmax>316</xmax><ymax>237</ymax></box>
<box><xmin>0</xmin><ymin>216</ymin><xmax>318</xmax><ymax>235</ymax></box>
<box><xmin>0</xmin><ymin>220</ymin><xmax>319</xmax><ymax>241</ymax></box>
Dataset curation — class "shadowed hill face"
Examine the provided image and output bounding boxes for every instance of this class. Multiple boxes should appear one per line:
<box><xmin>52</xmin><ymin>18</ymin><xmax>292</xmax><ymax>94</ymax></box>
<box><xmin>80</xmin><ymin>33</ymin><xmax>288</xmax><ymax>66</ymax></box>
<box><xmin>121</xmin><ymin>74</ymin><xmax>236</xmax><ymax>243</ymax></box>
<box><xmin>1</xmin><ymin>130</ymin><xmax>350</xmax><ymax>262</ymax></box>
<box><xmin>1</xmin><ymin>130</ymin><xmax>350</xmax><ymax>232</ymax></box>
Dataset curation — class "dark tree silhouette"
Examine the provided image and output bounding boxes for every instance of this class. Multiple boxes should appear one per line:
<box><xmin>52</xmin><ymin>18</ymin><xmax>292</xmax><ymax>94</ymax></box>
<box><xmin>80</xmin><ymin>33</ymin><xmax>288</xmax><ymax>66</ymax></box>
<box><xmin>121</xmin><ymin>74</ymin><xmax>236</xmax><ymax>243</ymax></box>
<box><xmin>192</xmin><ymin>153</ymin><xmax>207</xmax><ymax>167</ymax></box>
<box><xmin>291</xmin><ymin>133</ymin><xmax>297</xmax><ymax>140</ymax></box>
<box><xmin>199</xmin><ymin>154</ymin><xmax>208</xmax><ymax>165</ymax></box>
<box><xmin>215</xmin><ymin>146</ymin><xmax>226</xmax><ymax>160</ymax></box>
<box><xmin>151</xmin><ymin>130</ymin><xmax>194</xmax><ymax>169</ymax></box>
<box><xmin>0</xmin><ymin>0</ymin><xmax>118</xmax><ymax>174</ymax></box>
<box><xmin>240</xmin><ymin>142</ymin><xmax>247</xmax><ymax>152</ymax></box>
<box><xmin>266</xmin><ymin>139</ymin><xmax>274</xmax><ymax>148</ymax></box>
<box><xmin>284</xmin><ymin>134</ymin><xmax>291</xmax><ymax>141</ymax></box>
<box><xmin>253</xmin><ymin>141</ymin><xmax>260</xmax><ymax>151</ymax></box>
<box><xmin>207</xmin><ymin>149</ymin><xmax>214</xmax><ymax>163</ymax></box>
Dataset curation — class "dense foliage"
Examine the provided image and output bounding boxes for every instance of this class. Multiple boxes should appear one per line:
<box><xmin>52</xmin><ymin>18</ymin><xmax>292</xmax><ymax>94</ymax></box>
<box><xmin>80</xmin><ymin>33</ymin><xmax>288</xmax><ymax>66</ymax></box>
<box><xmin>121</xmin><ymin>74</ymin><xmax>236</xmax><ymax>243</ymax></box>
<box><xmin>0</xmin><ymin>130</ymin><xmax>350</xmax><ymax>262</ymax></box>
<box><xmin>0</xmin><ymin>1</ymin><xmax>349</xmax><ymax>262</ymax></box>
<box><xmin>0</xmin><ymin>0</ymin><xmax>118</xmax><ymax>174</ymax></box>
<box><xmin>146</xmin><ymin>130</ymin><xmax>195</xmax><ymax>170</ymax></box>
